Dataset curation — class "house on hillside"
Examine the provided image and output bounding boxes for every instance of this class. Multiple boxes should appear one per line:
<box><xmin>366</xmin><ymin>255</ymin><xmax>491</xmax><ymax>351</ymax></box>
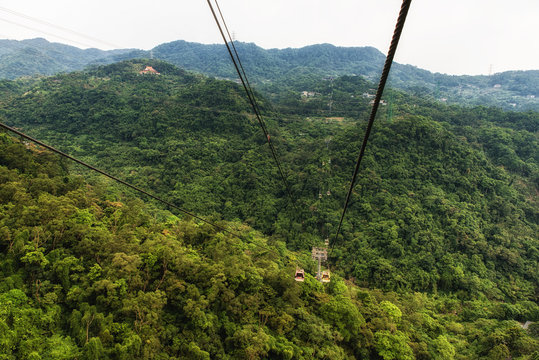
<box><xmin>301</xmin><ymin>91</ymin><xmax>316</xmax><ymax>97</ymax></box>
<box><xmin>139</xmin><ymin>66</ymin><xmax>160</xmax><ymax>75</ymax></box>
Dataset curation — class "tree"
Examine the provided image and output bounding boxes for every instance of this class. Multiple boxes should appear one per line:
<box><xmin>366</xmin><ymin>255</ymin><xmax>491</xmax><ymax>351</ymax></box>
<box><xmin>374</xmin><ymin>330</ymin><xmax>414</xmax><ymax>360</ymax></box>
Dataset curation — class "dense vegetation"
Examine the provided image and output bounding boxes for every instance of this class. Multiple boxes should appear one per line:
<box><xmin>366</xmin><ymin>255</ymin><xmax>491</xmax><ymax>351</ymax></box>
<box><xmin>0</xmin><ymin>59</ymin><xmax>537</xmax><ymax>358</ymax></box>
<box><xmin>1</xmin><ymin>130</ymin><xmax>538</xmax><ymax>359</ymax></box>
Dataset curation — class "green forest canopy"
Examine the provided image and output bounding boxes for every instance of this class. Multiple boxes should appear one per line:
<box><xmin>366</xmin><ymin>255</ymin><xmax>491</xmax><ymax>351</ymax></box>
<box><xmin>0</xmin><ymin>59</ymin><xmax>537</xmax><ymax>359</ymax></box>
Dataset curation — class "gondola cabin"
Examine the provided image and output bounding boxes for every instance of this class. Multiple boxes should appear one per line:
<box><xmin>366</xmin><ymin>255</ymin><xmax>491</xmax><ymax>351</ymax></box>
<box><xmin>321</xmin><ymin>270</ymin><xmax>331</xmax><ymax>283</ymax></box>
<box><xmin>294</xmin><ymin>268</ymin><xmax>305</xmax><ymax>282</ymax></box>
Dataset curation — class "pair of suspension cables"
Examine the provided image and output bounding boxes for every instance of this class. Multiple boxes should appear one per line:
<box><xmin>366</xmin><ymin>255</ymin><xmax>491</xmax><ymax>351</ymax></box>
<box><xmin>206</xmin><ymin>0</ymin><xmax>412</xmax><ymax>252</ymax></box>
<box><xmin>1</xmin><ymin>0</ymin><xmax>412</xmax><ymax>251</ymax></box>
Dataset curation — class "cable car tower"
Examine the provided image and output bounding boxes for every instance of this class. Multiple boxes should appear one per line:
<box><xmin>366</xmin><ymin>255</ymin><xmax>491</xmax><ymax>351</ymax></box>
<box><xmin>294</xmin><ymin>239</ymin><xmax>330</xmax><ymax>283</ymax></box>
<box><xmin>312</xmin><ymin>247</ymin><xmax>328</xmax><ymax>282</ymax></box>
<box><xmin>312</xmin><ymin>238</ymin><xmax>331</xmax><ymax>283</ymax></box>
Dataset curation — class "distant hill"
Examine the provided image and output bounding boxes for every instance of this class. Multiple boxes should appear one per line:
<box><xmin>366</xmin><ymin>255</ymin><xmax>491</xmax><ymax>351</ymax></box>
<box><xmin>0</xmin><ymin>38</ymin><xmax>133</xmax><ymax>79</ymax></box>
<box><xmin>152</xmin><ymin>41</ymin><xmax>385</xmax><ymax>80</ymax></box>
<box><xmin>152</xmin><ymin>40</ymin><xmax>538</xmax><ymax>111</ymax></box>
<box><xmin>0</xmin><ymin>38</ymin><xmax>537</xmax><ymax>110</ymax></box>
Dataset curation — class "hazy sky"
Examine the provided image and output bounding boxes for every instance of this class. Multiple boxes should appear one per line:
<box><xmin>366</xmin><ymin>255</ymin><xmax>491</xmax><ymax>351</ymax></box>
<box><xmin>0</xmin><ymin>0</ymin><xmax>537</xmax><ymax>75</ymax></box>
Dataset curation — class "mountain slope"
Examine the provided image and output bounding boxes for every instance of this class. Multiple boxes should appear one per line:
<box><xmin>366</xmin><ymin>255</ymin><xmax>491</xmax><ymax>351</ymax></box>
<box><xmin>1</xmin><ymin>131</ymin><xmax>538</xmax><ymax>359</ymax></box>
<box><xmin>0</xmin><ymin>60</ymin><xmax>537</xmax><ymax>309</ymax></box>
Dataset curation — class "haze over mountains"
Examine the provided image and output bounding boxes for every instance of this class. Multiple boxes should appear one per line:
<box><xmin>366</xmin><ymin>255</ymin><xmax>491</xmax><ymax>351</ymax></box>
<box><xmin>1</xmin><ymin>38</ymin><xmax>537</xmax><ymax>111</ymax></box>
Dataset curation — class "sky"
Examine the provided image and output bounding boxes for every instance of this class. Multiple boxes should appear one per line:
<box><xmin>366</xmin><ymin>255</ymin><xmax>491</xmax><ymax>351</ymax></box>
<box><xmin>0</xmin><ymin>0</ymin><xmax>537</xmax><ymax>75</ymax></box>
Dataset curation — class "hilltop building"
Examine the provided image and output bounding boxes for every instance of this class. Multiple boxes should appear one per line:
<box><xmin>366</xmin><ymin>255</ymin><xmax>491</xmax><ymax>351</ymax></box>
<box><xmin>139</xmin><ymin>66</ymin><xmax>160</xmax><ymax>75</ymax></box>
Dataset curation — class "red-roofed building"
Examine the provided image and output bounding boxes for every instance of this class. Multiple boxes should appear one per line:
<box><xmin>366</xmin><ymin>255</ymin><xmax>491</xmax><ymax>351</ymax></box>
<box><xmin>139</xmin><ymin>66</ymin><xmax>160</xmax><ymax>75</ymax></box>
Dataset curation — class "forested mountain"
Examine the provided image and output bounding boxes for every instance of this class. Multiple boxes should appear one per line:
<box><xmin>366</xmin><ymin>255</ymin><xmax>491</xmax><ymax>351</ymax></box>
<box><xmin>151</xmin><ymin>40</ymin><xmax>538</xmax><ymax>111</ymax></box>
<box><xmin>1</xmin><ymin>38</ymin><xmax>537</xmax><ymax>110</ymax></box>
<box><xmin>0</xmin><ymin>38</ymin><xmax>133</xmax><ymax>80</ymax></box>
<box><xmin>0</xmin><ymin>59</ymin><xmax>538</xmax><ymax>359</ymax></box>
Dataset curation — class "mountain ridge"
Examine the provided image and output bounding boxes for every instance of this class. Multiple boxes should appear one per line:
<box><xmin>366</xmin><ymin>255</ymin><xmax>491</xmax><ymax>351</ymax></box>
<box><xmin>0</xmin><ymin>38</ymin><xmax>537</xmax><ymax>110</ymax></box>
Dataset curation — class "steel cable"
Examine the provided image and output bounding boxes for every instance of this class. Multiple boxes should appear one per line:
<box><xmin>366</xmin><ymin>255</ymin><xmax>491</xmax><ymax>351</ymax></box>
<box><xmin>0</xmin><ymin>121</ymin><xmax>242</xmax><ymax>239</ymax></box>
<box><xmin>207</xmin><ymin>0</ymin><xmax>297</xmax><ymax>209</ymax></box>
<box><xmin>331</xmin><ymin>0</ymin><xmax>412</xmax><ymax>252</ymax></box>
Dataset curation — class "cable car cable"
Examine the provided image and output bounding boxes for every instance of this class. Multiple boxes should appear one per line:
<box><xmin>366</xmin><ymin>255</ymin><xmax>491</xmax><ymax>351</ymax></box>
<box><xmin>0</xmin><ymin>121</ymin><xmax>242</xmax><ymax>239</ymax></box>
<box><xmin>207</xmin><ymin>0</ymin><xmax>297</xmax><ymax>210</ymax></box>
<box><xmin>212</xmin><ymin>1</ymin><xmax>284</xmax><ymax>200</ymax></box>
<box><xmin>0</xmin><ymin>16</ymin><xmax>100</xmax><ymax>50</ymax></box>
<box><xmin>330</xmin><ymin>0</ymin><xmax>412</xmax><ymax>252</ymax></box>
<box><xmin>213</xmin><ymin>0</ymin><xmax>264</xmax><ymax>127</ymax></box>
<box><xmin>208</xmin><ymin>0</ymin><xmax>293</xmax><ymax>202</ymax></box>
<box><xmin>1</xmin><ymin>123</ymin><xmax>308</xmax><ymax>278</ymax></box>
<box><xmin>0</xmin><ymin>5</ymin><xmax>122</xmax><ymax>49</ymax></box>
<box><xmin>1</xmin><ymin>123</ymin><xmax>287</xmax><ymax>259</ymax></box>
